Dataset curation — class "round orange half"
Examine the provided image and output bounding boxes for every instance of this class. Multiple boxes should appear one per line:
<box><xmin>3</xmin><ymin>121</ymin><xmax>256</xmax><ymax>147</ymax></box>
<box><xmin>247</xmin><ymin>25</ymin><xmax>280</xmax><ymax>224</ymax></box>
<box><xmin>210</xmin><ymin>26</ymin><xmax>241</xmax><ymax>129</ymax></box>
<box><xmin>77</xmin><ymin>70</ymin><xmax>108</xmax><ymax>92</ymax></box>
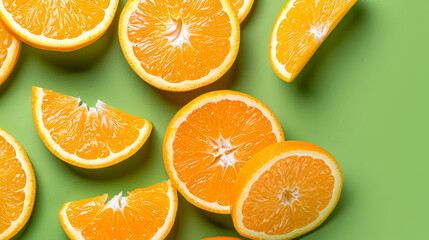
<box><xmin>269</xmin><ymin>0</ymin><xmax>357</xmax><ymax>82</ymax></box>
<box><xmin>164</xmin><ymin>90</ymin><xmax>284</xmax><ymax>213</ymax></box>
<box><xmin>59</xmin><ymin>180</ymin><xmax>177</xmax><ymax>240</ymax></box>
<box><xmin>32</xmin><ymin>87</ymin><xmax>152</xmax><ymax>169</ymax></box>
<box><xmin>0</xmin><ymin>129</ymin><xmax>36</xmax><ymax>240</ymax></box>
<box><xmin>119</xmin><ymin>0</ymin><xmax>240</xmax><ymax>92</ymax></box>
<box><xmin>231</xmin><ymin>141</ymin><xmax>343</xmax><ymax>239</ymax></box>
<box><xmin>0</xmin><ymin>21</ymin><xmax>20</xmax><ymax>86</ymax></box>
<box><xmin>231</xmin><ymin>0</ymin><xmax>255</xmax><ymax>23</ymax></box>
<box><xmin>0</xmin><ymin>0</ymin><xmax>119</xmax><ymax>51</ymax></box>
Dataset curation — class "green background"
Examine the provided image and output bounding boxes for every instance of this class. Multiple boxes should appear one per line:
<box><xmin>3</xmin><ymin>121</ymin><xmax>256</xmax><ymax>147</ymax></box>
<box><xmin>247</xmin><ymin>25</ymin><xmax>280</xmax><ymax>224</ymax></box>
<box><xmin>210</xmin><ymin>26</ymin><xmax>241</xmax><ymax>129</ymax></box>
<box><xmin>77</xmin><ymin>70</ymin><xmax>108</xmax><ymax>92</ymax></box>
<box><xmin>1</xmin><ymin>0</ymin><xmax>428</xmax><ymax>239</ymax></box>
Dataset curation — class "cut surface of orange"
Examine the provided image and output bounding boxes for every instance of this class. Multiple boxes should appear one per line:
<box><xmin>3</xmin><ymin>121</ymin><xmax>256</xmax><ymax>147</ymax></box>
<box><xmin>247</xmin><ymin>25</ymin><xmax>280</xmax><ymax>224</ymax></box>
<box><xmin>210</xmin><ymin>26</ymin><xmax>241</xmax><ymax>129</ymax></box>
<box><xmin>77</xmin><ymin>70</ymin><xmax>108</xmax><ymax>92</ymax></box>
<box><xmin>231</xmin><ymin>141</ymin><xmax>343</xmax><ymax>239</ymax></box>
<box><xmin>32</xmin><ymin>87</ymin><xmax>152</xmax><ymax>169</ymax></box>
<box><xmin>59</xmin><ymin>180</ymin><xmax>177</xmax><ymax>240</ymax></box>
<box><xmin>0</xmin><ymin>21</ymin><xmax>20</xmax><ymax>86</ymax></box>
<box><xmin>119</xmin><ymin>0</ymin><xmax>240</xmax><ymax>92</ymax></box>
<box><xmin>0</xmin><ymin>0</ymin><xmax>119</xmax><ymax>51</ymax></box>
<box><xmin>0</xmin><ymin>129</ymin><xmax>36</xmax><ymax>240</ymax></box>
<box><xmin>230</xmin><ymin>0</ymin><xmax>254</xmax><ymax>23</ymax></box>
<box><xmin>164</xmin><ymin>90</ymin><xmax>284</xmax><ymax>213</ymax></box>
<box><xmin>269</xmin><ymin>0</ymin><xmax>357</xmax><ymax>82</ymax></box>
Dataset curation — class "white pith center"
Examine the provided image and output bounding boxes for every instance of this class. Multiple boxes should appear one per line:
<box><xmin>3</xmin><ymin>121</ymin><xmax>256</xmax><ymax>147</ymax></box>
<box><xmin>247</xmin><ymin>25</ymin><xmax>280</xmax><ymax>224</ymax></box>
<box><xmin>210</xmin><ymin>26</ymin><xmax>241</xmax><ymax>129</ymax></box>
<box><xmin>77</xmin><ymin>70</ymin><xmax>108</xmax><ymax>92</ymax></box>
<box><xmin>310</xmin><ymin>23</ymin><xmax>330</xmax><ymax>42</ymax></box>
<box><xmin>163</xmin><ymin>18</ymin><xmax>191</xmax><ymax>47</ymax></box>
<box><xmin>105</xmin><ymin>192</ymin><xmax>129</xmax><ymax>211</ymax></box>
<box><xmin>209</xmin><ymin>138</ymin><xmax>239</xmax><ymax>168</ymax></box>
<box><xmin>279</xmin><ymin>188</ymin><xmax>300</xmax><ymax>205</ymax></box>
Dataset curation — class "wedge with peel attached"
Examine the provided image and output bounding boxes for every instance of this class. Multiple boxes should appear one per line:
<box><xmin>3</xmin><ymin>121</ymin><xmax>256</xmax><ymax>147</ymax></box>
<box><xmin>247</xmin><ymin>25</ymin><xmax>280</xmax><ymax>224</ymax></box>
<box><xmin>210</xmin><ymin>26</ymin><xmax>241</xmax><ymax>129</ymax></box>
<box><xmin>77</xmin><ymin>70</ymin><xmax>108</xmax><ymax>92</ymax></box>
<box><xmin>231</xmin><ymin>0</ymin><xmax>255</xmax><ymax>23</ymax></box>
<box><xmin>0</xmin><ymin>129</ymin><xmax>36</xmax><ymax>240</ymax></box>
<box><xmin>59</xmin><ymin>180</ymin><xmax>177</xmax><ymax>240</ymax></box>
<box><xmin>0</xmin><ymin>21</ymin><xmax>20</xmax><ymax>86</ymax></box>
<box><xmin>231</xmin><ymin>141</ymin><xmax>343</xmax><ymax>239</ymax></box>
<box><xmin>0</xmin><ymin>0</ymin><xmax>119</xmax><ymax>51</ymax></box>
<box><xmin>164</xmin><ymin>90</ymin><xmax>284</xmax><ymax>213</ymax></box>
<box><xmin>119</xmin><ymin>0</ymin><xmax>240</xmax><ymax>92</ymax></box>
<box><xmin>32</xmin><ymin>87</ymin><xmax>152</xmax><ymax>169</ymax></box>
<box><xmin>269</xmin><ymin>0</ymin><xmax>357</xmax><ymax>82</ymax></box>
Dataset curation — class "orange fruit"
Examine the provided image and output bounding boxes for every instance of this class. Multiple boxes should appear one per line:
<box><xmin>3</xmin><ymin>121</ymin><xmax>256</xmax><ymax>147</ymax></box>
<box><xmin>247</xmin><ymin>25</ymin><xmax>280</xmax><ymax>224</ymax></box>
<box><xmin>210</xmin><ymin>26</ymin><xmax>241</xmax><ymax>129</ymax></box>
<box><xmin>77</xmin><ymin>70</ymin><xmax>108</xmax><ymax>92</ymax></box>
<box><xmin>0</xmin><ymin>129</ymin><xmax>36</xmax><ymax>240</ymax></box>
<box><xmin>164</xmin><ymin>90</ymin><xmax>284</xmax><ymax>213</ymax></box>
<box><xmin>230</xmin><ymin>0</ymin><xmax>255</xmax><ymax>23</ymax></box>
<box><xmin>231</xmin><ymin>141</ymin><xmax>343</xmax><ymax>239</ymax></box>
<box><xmin>32</xmin><ymin>86</ymin><xmax>152</xmax><ymax>169</ymax></box>
<box><xmin>202</xmin><ymin>237</ymin><xmax>244</xmax><ymax>240</ymax></box>
<box><xmin>269</xmin><ymin>0</ymin><xmax>357</xmax><ymax>82</ymax></box>
<box><xmin>59</xmin><ymin>180</ymin><xmax>177</xmax><ymax>240</ymax></box>
<box><xmin>0</xmin><ymin>0</ymin><xmax>119</xmax><ymax>51</ymax></box>
<box><xmin>119</xmin><ymin>0</ymin><xmax>240</xmax><ymax>92</ymax></box>
<box><xmin>0</xmin><ymin>21</ymin><xmax>20</xmax><ymax>86</ymax></box>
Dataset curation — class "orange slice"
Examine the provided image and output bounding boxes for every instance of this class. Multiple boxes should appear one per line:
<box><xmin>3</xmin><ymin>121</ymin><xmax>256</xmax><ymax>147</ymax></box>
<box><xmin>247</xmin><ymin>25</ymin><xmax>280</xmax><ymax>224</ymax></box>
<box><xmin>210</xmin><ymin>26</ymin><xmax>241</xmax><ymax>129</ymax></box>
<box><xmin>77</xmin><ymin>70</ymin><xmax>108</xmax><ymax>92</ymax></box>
<box><xmin>0</xmin><ymin>21</ymin><xmax>20</xmax><ymax>86</ymax></box>
<box><xmin>230</xmin><ymin>0</ymin><xmax>254</xmax><ymax>23</ymax></box>
<box><xmin>59</xmin><ymin>180</ymin><xmax>177</xmax><ymax>240</ymax></box>
<box><xmin>119</xmin><ymin>0</ymin><xmax>240</xmax><ymax>92</ymax></box>
<box><xmin>0</xmin><ymin>0</ymin><xmax>119</xmax><ymax>51</ymax></box>
<box><xmin>164</xmin><ymin>90</ymin><xmax>284</xmax><ymax>213</ymax></box>
<box><xmin>269</xmin><ymin>0</ymin><xmax>357</xmax><ymax>82</ymax></box>
<box><xmin>231</xmin><ymin>141</ymin><xmax>343</xmax><ymax>239</ymax></box>
<box><xmin>32</xmin><ymin>87</ymin><xmax>152</xmax><ymax>169</ymax></box>
<box><xmin>0</xmin><ymin>129</ymin><xmax>36</xmax><ymax>240</ymax></box>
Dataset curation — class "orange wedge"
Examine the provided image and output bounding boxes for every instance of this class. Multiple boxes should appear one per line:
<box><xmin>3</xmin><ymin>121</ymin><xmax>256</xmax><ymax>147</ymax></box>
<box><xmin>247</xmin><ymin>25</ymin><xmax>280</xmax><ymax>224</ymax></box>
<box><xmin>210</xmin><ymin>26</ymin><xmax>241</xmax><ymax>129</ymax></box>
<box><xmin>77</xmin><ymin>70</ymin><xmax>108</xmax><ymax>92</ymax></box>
<box><xmin>164</xmin><ymin>90</ymin><xmax>284</xmax><ymax>213</ymax></box>
<box><xmin>59</xmin><ymin>180</ymin><xmax>177</xmax><ymax>240</ymax></box>
<box><xmin>269</xmin><ymin>0</ymin><xmax>357</xmax><ymax>82</ymax></box>
<box><xmin>0</xmin><ymin>0</ymin><xmax>119</xmax><ymax>51</ymax></box>
<box><xmin>0</xmin><ymin>21</ymin><xmax>20</xmax><ymax>86</ymax></box>
<box><xmin>119</xmin><ymin>0</ymin><xmax>240</xmax><ymax>92</ymax></box>
<box><xmin>0</xmin><ymin>129</ymin><xmax>36</xmax><ymax>240</ymax></box>
<box><xmin>231</xmin><ymin>141</ymin><xmax>343</xmax><ymax>239</ymax></box>
<box><xmin>32</xmin><ymin>87</ymin><xmax>152</xmax><ymax>169</ymax></box>
<box><xmin>231</xmin><ymin>0</ymin><xmax>255</xmax><ymax>23</ymax></box>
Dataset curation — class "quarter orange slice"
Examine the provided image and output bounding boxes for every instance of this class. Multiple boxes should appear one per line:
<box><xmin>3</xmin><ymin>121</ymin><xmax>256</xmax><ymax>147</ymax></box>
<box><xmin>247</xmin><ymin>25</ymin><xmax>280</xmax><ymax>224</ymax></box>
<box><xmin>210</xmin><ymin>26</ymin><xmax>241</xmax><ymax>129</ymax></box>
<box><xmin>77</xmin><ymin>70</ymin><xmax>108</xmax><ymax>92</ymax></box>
<box><xmin>269</xmin><ymin>0</ymin><xmax>357</xmax><ymax>82</ymax></box>
<box><xmin>32</xmin><ymin>87</ymin><xmax>152</xmax><ymax>169</ymax></box>
<box><xmin>231</xmin><ymin>0</ymin><xmax>255</xmax><ymax>23</ymax></box>
<box><xmin>0</xmin><ymin>129</ymin><xmax>36</xmax><ymax>240</ymax></box>
<box><xmin>231</xmin><ymin>141</ymin><xmax>343</xmax><ymax>239</ymax></box>
<box><xmin>119</xmin><ymin>0</ymin><xmax>240</xmax><ymax>92</ymax></box>
<box><xmin>59</xmin><ymin>180</ymin><xmax>177</xmax><ymax>240</ymax></box>
<box><xmin>0</xmin><ymin>0</ymin><xmax>119</xmax><ymax>51</ymax></box>
<box><xmin>164</xmin><ymin>90</ymin><xmax>284</xmax><ymax>213</ymax></box>
<box><xmin>0</xmin><ymin>21</ymin><xmax>20</xmax><ymax>86</ymax></box>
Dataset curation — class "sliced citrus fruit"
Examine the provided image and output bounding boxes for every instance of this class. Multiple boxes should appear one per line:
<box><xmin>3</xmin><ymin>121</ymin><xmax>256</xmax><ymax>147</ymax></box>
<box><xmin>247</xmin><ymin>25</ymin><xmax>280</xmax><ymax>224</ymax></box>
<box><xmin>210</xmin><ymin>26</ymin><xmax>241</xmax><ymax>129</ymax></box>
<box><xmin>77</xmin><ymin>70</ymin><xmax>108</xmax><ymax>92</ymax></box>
<box><xmin>0</xmin><ymin>129</ymin><xmax>36</xmax><ymax>240</ymax></box>
<box><xmin>164</xmin><ymin>90</ymin><xmax>284</xmax><ymax>213</ymax></box>
<box><xmin>269</xmin><ymin>0</ymin><xmax>357</xmax><ymax>82</ymax></box>
<box><xmin>59</xmin><ymin>180</ymin><xmax>177</xmax><ymax>240</ymax></box>
<box><xmin>32</xmin><ymin>87</ymin><xmax>152</xmax><ymax>169</ymax></box>
<box><xmin>0</xmin><ymin>21</ymin><xmax>20</xmax><ymax>86</ymax></box>
<box><xmin>119</xmin><ymin>0</ymin><xmax>240</xmax><ymax>92</ymax></box>
<box><xmin>0</xmin><ymin>0</ymin><xmax>119</xmax><ymax>51</ymax></box>
<box><xmin>231</xmin><ymin>0</ymin><xmax>255</xmax><ymax>23</ymax></box>
<box><xmin>231</xmin><ymin>141</ymin><xmax>343</xmax><ymax>239</ymax></box>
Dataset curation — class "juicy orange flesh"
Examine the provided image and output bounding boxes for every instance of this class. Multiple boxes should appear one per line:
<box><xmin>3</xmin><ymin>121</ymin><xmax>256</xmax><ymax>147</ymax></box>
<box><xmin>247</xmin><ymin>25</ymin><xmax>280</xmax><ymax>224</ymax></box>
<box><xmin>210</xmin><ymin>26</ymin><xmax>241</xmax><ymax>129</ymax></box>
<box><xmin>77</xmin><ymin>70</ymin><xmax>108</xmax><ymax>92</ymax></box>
<box><xmin>1</xmin><ymin>0</ymin><xmax>110</xmax><ymax>39</ymax></box>
<box><xmin>241</xmin><ymin>155</ymin><xmax>335</xmax><ymax>235</ymax></box>
<box><xmin>0</xmin><ymin>136</ymin><xmax>27</xmax><ymax>235</ymax></box>
<box><xmin>40</xmin><ymin>88</ymin><xmax>146</xmax><ymax>160</ymax></box>
<box><xmin>275</xmin><ymin>0</ymin><xmax>353</xmax><ymax>76</ymax></box>
<box><xmin>66</xmin><ymin>182</ymin><xmax>171</xmax><ymax>240</ymax></box>
<box><xmin>127</xmin><ymin>0</ymin><xmax>233</xmax><ymax>83</ymax></box>
<box><xmin>0</xmin><ymin>22</ymin><xmax>13</xmax><ymax>69</ymax></box>
<box><xmin>172</xmin><ymin>99</ymin><xmax>278</xmax><ymax>207</ymax></box>
<box><xmin>231</xmin><ymin>0</ymin><xmax>245</xmax><ymax>15</ymax></box>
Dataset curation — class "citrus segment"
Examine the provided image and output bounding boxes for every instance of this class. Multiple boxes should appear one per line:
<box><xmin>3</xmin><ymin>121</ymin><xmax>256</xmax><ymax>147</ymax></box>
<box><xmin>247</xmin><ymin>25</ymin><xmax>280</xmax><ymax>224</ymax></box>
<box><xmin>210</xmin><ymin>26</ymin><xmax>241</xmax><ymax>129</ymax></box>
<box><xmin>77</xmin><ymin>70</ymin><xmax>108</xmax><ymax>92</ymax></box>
<box><xmin>230</xmin><ymin>0</ymin><xmax>254</xmax><ymax>23</ymax></box>
<box><xmin>59</xmin><ymin>180</ymin><xmax>177</xmax><ymax>240</ymax></box>
<box><xmin>231</xmin><ymin>141</ymin><xmax>343</xmax><ymax>239</ymax></box>
<box><xmin>32</xmin><ymin>87</ymin><xmax>152</xmax><ymax>169</ymax></box>
<box><xmin>0</xmin><ymin>0</ymin><xmax>119</xmax><ymax>51</ymax></box>
<box><xmin>0</xmin><ymin>21</ymin><xmax>20</xmax><ymax>86</ymax></box>
<box><xmin>164</xmin><ymin>90</ymin><xmax>284</xmax><ymax>213</ymax></box>
<box><xmin>119</xmin><ymin>0</ymin><xmax>240</xmax><ymax>91</ymax></box>
<box><xmin>269</xmin><ymin>0</ymin><xmax>357</xmax><ymax>82</ymax></box>
<box><xmin>0</xmin><ymin>129</ymin><xmax>36</xmax><ymax>240</ymax></box>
